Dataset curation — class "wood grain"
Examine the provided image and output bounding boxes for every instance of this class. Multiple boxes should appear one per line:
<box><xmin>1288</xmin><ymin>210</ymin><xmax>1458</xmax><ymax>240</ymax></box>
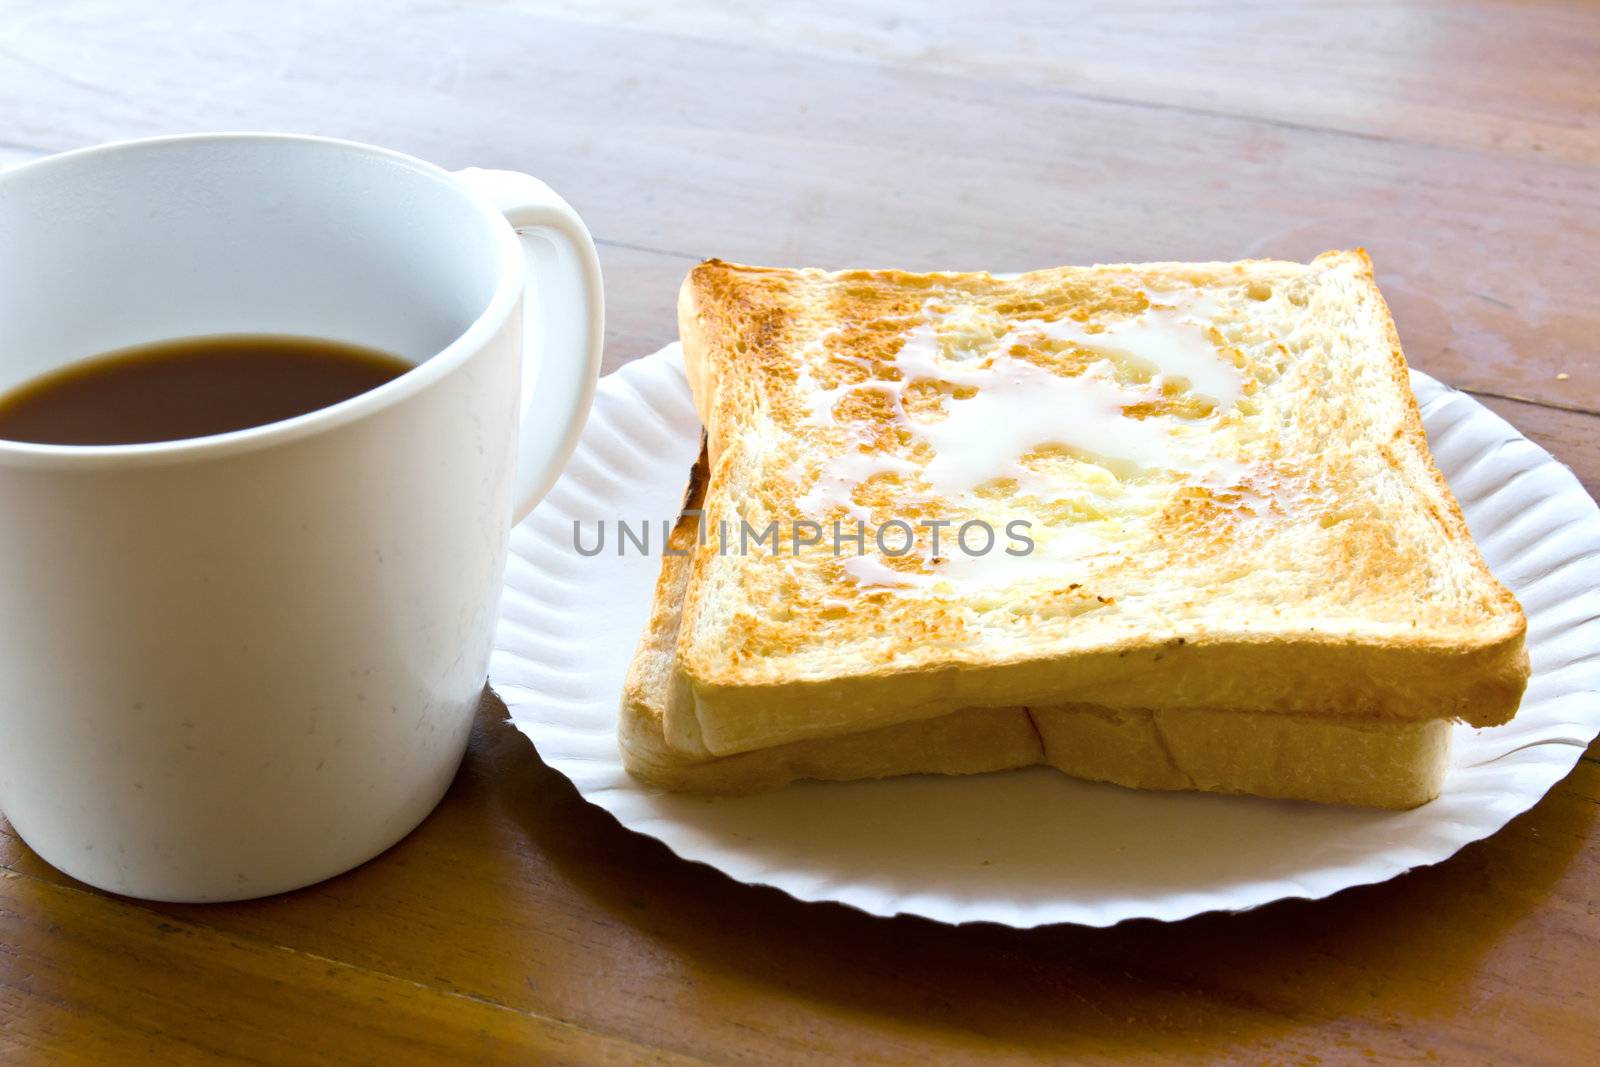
<box><xmin>0</xmin><ymin>871</ymin><xmax>692</xmax><ymax>1066</ymax></box>
<box><xmin>2</xmin><ymin>2</ymin><xmax>1599</xmax><ymax>1063</ymax></box>
<box><xmin>519</xmin><ymin>0</ymin><xmax>1600</xmax><ymax>166</ymax></box>
<box><xmin>6</xmin><ymin>708</ymin><xmax>1600</xmax><ymax>1065</ymax></box>
<box><xmin>0</xmin><ymin>1</ymin><xmax>1596</xmax><ymax>409</ymax></box>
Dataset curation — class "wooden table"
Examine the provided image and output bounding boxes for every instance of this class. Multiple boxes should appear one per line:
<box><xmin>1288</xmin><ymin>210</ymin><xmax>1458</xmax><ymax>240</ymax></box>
<box><xmin>3</xmin><ymin>2</ymin><xmax>1598</xmax><ymax>1062</ymax></box>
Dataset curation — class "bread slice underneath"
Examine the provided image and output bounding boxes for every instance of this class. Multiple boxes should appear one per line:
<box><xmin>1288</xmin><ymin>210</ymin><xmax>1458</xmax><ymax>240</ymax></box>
<box><xmin>620</xmin><ymin>462</ymin><xmax>1451</xmax><ymax>808</ymax></box>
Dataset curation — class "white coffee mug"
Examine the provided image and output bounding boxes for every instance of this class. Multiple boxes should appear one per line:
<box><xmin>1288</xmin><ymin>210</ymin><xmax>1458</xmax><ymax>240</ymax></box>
<box><xmin>0</xmin><ymin>133</ymin><xmax>603</xmax><ymax>901</ymax></box>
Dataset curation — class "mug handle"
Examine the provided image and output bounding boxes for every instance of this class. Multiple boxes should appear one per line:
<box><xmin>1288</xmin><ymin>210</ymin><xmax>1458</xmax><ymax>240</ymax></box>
<box><xmin>453</xmin><ymin>168</ymin><xmax>605</xmax><ymax>523</ymax></box>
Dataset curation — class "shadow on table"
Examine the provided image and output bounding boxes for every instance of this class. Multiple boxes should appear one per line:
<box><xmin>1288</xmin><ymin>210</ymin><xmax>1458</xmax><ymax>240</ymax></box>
<box><xmin>497</xmin><ymin>707</ymin><xmax>1595</xmax><ymax>1060</ymax></box>
<box><xmin>9</xmin><ymin>692</ymin><xmax>1585</xmax><ymax>1062</ymax></box>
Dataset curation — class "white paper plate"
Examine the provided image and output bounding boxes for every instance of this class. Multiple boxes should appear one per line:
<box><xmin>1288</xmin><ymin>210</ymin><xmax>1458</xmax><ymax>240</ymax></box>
<box><xmin>491</xmin><ymin>344</ymin><xmax>1600</xmax><ymax>927</ymax></box>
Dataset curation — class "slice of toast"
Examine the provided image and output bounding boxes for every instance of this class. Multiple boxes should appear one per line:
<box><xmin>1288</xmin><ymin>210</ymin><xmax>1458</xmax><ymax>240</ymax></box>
<box><xmin>620</xmin><ymin>460</ymin><xmax>1451</xmax><ymax>808</ymax></box>
<box><xmin>666</xmin><ymin>251</ymin><xmax>1526</xmax><ymax>758</ymax></box>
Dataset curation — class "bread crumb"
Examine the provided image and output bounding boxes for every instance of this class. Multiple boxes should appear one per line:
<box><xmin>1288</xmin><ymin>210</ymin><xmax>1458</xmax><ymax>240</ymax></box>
<box><xmin>1556</xmin><ymin>372</ymin><xmax>1570</xmax><ymax>381</ymax></box>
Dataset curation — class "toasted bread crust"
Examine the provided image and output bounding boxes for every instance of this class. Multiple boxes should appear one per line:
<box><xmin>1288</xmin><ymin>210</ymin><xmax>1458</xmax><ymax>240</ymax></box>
<box><xmin>621</xmin><ymin>465</ymin><xmax>1451</xmax><ymax>808</ymax></box>
<box><xmin>670</xmin><ymin>253</ymin><xmax>1527</xmax><ymax>756</ymax></box>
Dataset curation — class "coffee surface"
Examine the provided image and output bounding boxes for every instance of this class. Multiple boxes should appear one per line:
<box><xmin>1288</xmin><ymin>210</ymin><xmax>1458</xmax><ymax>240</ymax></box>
<box><xmin>0</xmin><ymin>335</ymin><xmax>413</xmax><ymax>446</ymax></box>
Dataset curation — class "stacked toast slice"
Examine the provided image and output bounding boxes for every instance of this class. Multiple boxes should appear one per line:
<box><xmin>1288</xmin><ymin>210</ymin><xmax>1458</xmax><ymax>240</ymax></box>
<box><xmin>621</xmin><ymin>251</ymin><xmax>1527</xmax><ymax>808</ymax></box>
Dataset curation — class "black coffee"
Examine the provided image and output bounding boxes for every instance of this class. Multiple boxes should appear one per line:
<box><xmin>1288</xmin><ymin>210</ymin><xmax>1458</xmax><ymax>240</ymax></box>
<box><xmin>0</xmin><ymin>335</ymin><xmax>414</xmax><ymax>446</ymax></box>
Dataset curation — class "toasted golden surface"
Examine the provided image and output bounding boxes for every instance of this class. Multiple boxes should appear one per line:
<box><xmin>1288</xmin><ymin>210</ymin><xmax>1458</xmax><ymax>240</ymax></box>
<box><xmin>670</xmin><ymin>252</ymin><xmax>1527</xmax><ymax>756</ymax></box>
<box><xmin>620</xmin><ymin>465</ymin><xmax>1450</xmax><ymax>809</ymax></box>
